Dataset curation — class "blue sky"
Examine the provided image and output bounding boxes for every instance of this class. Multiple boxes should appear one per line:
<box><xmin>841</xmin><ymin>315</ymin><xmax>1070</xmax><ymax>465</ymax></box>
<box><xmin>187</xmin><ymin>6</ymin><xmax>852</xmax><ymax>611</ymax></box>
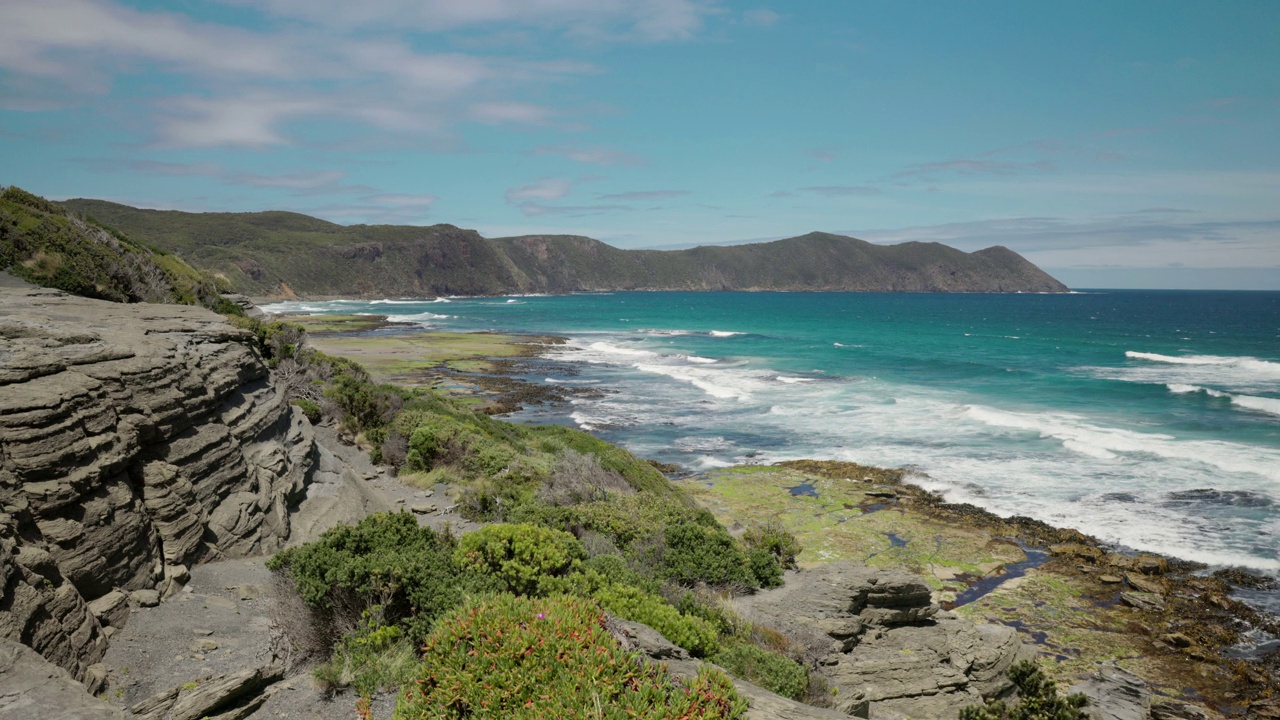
<box><xmin>2</xmin><ymin>1</ymin><xmax>1278</xmax><ymax>288</ymax></box>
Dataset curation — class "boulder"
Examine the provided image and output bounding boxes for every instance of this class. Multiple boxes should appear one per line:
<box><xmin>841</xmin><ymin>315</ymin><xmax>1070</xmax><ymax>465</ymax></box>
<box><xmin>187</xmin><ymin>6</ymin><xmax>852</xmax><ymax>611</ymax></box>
<box><xmin>130</xmin><ymin>662</ymin><xmax>285</xmax><ymax>720</ymax></box>
<box><xmin>0</xmin><ymin>638</ymin><xmax>123</xmax><ymax>719</ymax></box>
<box><xmin>607</xmin><ymin>618</ymin><xmax>853</xmax><ymax>720</ymax></box>
<box><xmin>87</xmin><ymin>590</ymin><xmax>130</xmax><ymax>629</ymax></box>
<box><xmin>1068</xmin><ymin>663</ymin><xmax>1151</xmax><ymax>720</ymax></box>
<box><xmin>733</xmin><ymin>562</ymin><xmax>1029</xmax><ymax>720</ymax></box>
<box><xmin>129</xmin><ymin>589</ymin><xmax>161</xmax><ymax>608</ymax></box>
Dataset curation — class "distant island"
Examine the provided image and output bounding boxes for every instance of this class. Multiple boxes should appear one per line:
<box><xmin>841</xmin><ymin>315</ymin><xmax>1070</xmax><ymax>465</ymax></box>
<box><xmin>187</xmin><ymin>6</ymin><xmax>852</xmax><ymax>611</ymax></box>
<box><xmin>61</xmin><ymin>199</ymin><xmax>1069</xmax><ymax>297</ymax></box>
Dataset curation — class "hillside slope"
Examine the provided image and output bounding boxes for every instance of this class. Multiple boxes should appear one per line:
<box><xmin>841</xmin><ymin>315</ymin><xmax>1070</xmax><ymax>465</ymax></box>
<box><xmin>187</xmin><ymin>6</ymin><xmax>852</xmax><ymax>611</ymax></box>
<box><xmin>61</xmin><ymin>199</ymin><xmax>1069</xmax><ymax>296</ymax></box>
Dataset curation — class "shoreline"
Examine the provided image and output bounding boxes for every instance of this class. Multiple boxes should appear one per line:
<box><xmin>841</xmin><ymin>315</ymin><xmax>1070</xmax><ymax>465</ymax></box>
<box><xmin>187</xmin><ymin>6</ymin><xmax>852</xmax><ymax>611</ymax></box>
<box><xmin>279</xmin><ymin>310</ymin><xmax>1280</xmax><ymax>715</ymax></box>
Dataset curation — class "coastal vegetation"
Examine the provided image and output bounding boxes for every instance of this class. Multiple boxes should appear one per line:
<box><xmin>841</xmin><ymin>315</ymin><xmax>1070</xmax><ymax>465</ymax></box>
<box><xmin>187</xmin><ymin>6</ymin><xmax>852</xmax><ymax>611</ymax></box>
<box><xmin>59</xmin><ymin>197</ymin><xmax>1070</xmax><ymax>296</ymax></box>
<box><xmin>0</xmin><ymin>185</ymin><xmax>239</xmax><ymax>312</ymax></box>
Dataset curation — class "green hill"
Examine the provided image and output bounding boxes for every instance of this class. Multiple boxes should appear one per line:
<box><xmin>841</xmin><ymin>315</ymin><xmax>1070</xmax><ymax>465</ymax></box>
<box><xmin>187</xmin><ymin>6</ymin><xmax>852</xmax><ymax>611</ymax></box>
<box><xmin>59</xmin><ymin>198</ymin><xmax>1069</xmax><ymax>297</ymax></box>
<box><xmin>0</xmin><ymin>186</ymin><xmax>238</xmax><ymax>312</ymax></box>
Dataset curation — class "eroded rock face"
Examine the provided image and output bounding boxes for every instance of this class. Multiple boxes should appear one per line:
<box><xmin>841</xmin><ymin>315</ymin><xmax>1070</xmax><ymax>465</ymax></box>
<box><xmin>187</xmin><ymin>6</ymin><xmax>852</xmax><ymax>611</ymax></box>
<box><xmin>734</xmin><ymin>562</ymin><xmax>1035</xmax><ymax>720</ymax></box>
<box><xmin>0</xmin><ymin>287</ymin><xmax>316</xmax><ymax>681</ymax></box>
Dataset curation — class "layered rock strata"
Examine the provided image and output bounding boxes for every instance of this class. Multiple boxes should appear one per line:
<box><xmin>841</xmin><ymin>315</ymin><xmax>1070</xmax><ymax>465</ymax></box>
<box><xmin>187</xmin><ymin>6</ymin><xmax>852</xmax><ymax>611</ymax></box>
<box><xmin>0</xmin><ymin>286</ymin><xmax>317</xmax><ymax>681</ymax></box>
<box><xmin>733</xmin><ymin>562</ymin><xmax>1035</xmax><ymax>719</ymax></box>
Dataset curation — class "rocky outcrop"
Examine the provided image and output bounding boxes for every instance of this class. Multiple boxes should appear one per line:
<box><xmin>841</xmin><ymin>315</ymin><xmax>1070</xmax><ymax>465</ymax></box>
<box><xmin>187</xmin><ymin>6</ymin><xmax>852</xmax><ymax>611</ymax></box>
<box><xmin>733</xmin><ymin>562</ymin><xmax>1035</xmax><ymax>720</ymax></box>
<box><xmin>0</xmin><ymin>637</ymin><xmax>123</xmax><ymax>719</ymax></box>
<box><xmin>0</xmin><ymin>286</ymin><xmax>318</xmax><ymax>682</ymax></box>
<box><xmin>609</xmin><ymin>618</ymin><xmax>851</xmax><ymax>720</ymax></box>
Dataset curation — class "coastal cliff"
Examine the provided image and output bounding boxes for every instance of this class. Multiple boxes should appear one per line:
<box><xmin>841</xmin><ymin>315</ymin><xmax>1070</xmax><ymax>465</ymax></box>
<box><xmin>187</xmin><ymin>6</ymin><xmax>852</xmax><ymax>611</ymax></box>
<box><xmin>0</xmin><ymin>285</ymin><xmax>320</xmax><ymax>680</ymax></box>
<box><xmin>59</xmin><ymin>199</ymin><xmax>1069</xmax><ymax>296</ymax></box>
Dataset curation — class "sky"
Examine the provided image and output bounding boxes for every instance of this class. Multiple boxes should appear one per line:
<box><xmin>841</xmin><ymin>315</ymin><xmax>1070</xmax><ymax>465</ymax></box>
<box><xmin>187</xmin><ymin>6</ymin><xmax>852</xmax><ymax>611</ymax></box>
<box><xmin>1</xmin><ymin>1</ymin><xmax>1278</xmax><ymax>289</ymax></box>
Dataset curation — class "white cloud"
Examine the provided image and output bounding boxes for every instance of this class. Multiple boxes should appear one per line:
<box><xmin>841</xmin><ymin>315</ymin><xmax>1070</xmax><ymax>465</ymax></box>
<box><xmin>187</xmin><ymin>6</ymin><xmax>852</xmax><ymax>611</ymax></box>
<box><xmin>506</xmin><ymin>178</ymin><xmax>574</xmax><ymax>202</ymax></box>
<box><xmin>235</xmin><ymin>0</ymin><xmax>717</xmax><ymax>41</ymax></box>
<box><xmin>470</xmin><ymin>102</ymin><xmax>557</xmax><ymax>125</ymax></box>
<box><xmin>532</xmin><ymin>145</ymin><xmax>647</xmax><ymax>166</ymax></box>
<box><xmin>0</xmin><ymin>0</ymin><xmax>603</xmax><ymax>148</ymax></box>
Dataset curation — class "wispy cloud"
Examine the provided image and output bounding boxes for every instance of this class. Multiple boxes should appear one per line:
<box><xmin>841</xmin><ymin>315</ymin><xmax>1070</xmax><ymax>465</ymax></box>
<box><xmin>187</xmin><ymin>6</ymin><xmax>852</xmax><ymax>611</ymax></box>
<box><xmin>770</xmin><ymin>185</ymin><xmax>881</xmax><ymax>198</ymax></box>
<box><xmin>532</xmin><ymin>145</ymin><xmax>647</xmax><ymax>166</ymax></box>
<box><xmin>505</xmin><ymin>177</ymin><xmax>574</xmax><ymax>203</ymax></box>
<box><xmin>807</xmin><ymin>146</ymin><xmax>839</xmax><ymax>162</ymax></box>
<box><xmin>237</xmin><ymin>0</ymin><xmax>718</xmax><ymax>42</ymax></box>
<box><xmin>596</xmin><ymin>190</ymin><xmax>688</xmax><ymax>200</ymax></box>
<box><xmin>515</xmin><ymin>202</ymin><xmax>631</xmax><ymax>217</ymax></box>
<box><xmin>892</xmin><ymin>158</ymin><xmax>1054</xmax><ymax>181</ymax></box>
<box><xmin>0</xmin><ymin>0</ymin><xmax>613</xmax><ymax>148</ymax></box>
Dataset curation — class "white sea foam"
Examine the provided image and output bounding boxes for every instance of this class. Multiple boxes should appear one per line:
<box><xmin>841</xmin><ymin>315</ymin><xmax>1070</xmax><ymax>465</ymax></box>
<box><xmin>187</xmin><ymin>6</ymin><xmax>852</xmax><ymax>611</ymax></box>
<box><xmin>637</xmin><ymin>329</ymin><xmax>693</xmax><ymax>336</ymax></box>
<box><xmin>633</xmin><ymin>363</ymin><xmax>755</xmax><ymax>400</ymax></box>
<box><xmin>532</xmin><ymin>330</ymin><xmax>1280</xmax><ymax>573</ymax></box>
<box><xmin>776</xmin><ymin>376</ymin><xmax>813</xmax><ymax>384</ymax></box>
<box><xmin>964</xmin><ymin>405</ymin><xmax>1280</xmax><ymax>480</ymax></box>
<box><xmin>1127</xmin><ymin>351</ymin><xmax>1280</xmax><ymax>376</ymax></box>
<box><xmin>369</xmin><ymin>299</ymin><xmax>426</xmax><ymax>305</ymax></box>
<box><xmin>682</xmin><ymin>355</ymin><xmax>718</xmax><ymax>364</ymax></box>
<box><xmin>709</xmin><ymin>330</ymin><xmax>743</xmax><ymax>337</ymax></box>
<box><xmin>1165</xmin><ymin>384</ymin><xmax>1280</xmax><ymax>417</ymax></box>
<box><xmin>387</xmin><ymin>312</ymin><xmax>451</xmax><ymax>325</ymax></box>
<box><xmin>586</xmin><ymin>341</ymin><xmax>657</xmax><ymax>358</ymax></box>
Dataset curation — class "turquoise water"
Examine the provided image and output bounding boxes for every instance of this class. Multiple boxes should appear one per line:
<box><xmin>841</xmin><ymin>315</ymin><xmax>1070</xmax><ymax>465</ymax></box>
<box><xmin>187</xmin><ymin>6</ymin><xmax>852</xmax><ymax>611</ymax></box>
<box><xmin>265</xmin><ymin>291</ymin><xmax>1280</xmax><ymax>574</ymax></box>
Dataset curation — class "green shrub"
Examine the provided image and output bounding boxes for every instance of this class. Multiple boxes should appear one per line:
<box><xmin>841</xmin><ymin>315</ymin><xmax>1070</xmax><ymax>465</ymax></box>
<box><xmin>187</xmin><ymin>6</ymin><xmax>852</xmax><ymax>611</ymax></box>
<box><xmin>313</xmin><ymin>609</ymin><xmax>418</xmax><ymax>697</ymax></box>
<box><xmin>593</xmin><ymin>584</ymin><xmax>720</xmax><ymax>657</ymax></box>
<box><xmin>525</xmin><ymin>425</ymin><xmax>684</xmax><ymax>499</ymax></box>
<box><xmin>742</xmin><ymin>518</ymin><xmax>802</xmax><ymax>570</ymax></box>
<box><xmin>746</xmin><ymin>546</ymin><xmax>785</xmax><ymax>588</ymax></box>
<box><xmin>662</xmin><ymin>522</ymin><xmax>753</xmax><ymax>588</ymax></box>
<box><xmin>960</xmin><ymin>661</ymin><xmax>1088</xmax><ymax>720</ymax></box>
<box><xmin>291</xmin><ymin>398</ymin><xmax>322</xmax><ymax>424</ymax></box>
<box><xmin>454</xmin><ymin>523</ymin><xmax>585</xmax><ymax>596</ymax></box>
<box><xmin>710</xmin><ymin>644</ymin><xmax>808</xmax><ymax>700</ymax></box>
<box><xmin>396</xmin><ymin>594</ymin><xmax>747</xmax><ymax>720</ymax></box>
<box><xmin>267</xmin><ymin>512</ymin><xmax>493</xmax><ymax>644</ymax></box>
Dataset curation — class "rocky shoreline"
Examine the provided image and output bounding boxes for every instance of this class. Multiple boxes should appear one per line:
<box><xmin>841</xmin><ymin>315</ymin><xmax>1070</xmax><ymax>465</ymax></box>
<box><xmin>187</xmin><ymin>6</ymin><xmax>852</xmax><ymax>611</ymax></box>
<box><xmin>3</xmin><ymin>286</ymin><xmax>1275</xmax><ymax>720</ymax></box>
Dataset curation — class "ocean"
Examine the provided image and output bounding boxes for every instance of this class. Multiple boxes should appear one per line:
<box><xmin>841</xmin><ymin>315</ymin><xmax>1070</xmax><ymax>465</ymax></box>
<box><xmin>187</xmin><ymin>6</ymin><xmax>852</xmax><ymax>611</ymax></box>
<box><xmin>263</xmin><ymin>291</ymin><xmax>1280</xmax><ymax>577</ymax></box>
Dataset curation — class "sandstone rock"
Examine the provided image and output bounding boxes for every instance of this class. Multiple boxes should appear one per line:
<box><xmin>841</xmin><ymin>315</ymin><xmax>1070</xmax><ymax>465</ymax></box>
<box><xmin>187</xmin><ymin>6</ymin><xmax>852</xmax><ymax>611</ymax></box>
<box><xmin>1098</xmin><ymin>575</ymin><xmax>1123</xmax><ymax>584</ymax></box>
<box><xmin>1125</xmin><ymin>572</ymin><xmax>1165</xmax><ymax>594</ymax></box>
<box><xmin>0</xmin><ymin>287</ymin><xmax>324</xmax><ymax>678</ymax></box>
<box><xmin>0</xmin><ymin>638</ymin><xmax>123</xmax><ymax>719</ymax></box>
<box><xmin>1135</xmin><ymin>555</ymin><xmax>1169</xmax><ymax>576</ymax></box>
<box><xmin>1068</xmin><ymin>663</ymin><xmax>1150</xmax><ymax>720</ymax></box>
<box><xmin>607</xmin><ymin>618</ymin><xmax>853</xmax><ymax>720</ymax></box>
<box><xmin>87</xmin><ymin>590</ymin><xmax>130</xmax><ymax>628</ymax></box>
<box><xmin>1119</xmin><ymin>591</ymin><xmax>1165</xmax><ymax>612</ymax></box>
<box><xmin>410</xmin><ymin>502</ymin><xmax>437</xmax><ymax>514</ymax></box>
<box><xmin>732</xmin><ymin>563</ymin><xmax>1028</xmax><ymax>720</ymax></box>
<box><xmin>131</xmin><ymin>662</ymin><xmax>284</xmax><ymax>720</ymax></box>
<box><xmin>130</xmin><ymin>589</ymin><xmax>161</xmax><ymax>608</ymax></box>
<box><xmin>1151</xmin><ymin>701</ymin><xmax>1209</xmax><ymax>720</ymax></box>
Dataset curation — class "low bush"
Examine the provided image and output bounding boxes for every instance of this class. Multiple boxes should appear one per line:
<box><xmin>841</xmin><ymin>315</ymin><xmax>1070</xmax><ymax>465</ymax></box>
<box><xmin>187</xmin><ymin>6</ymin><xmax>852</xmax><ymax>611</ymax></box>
<box><xmin>267</xmin><ymin>512</ymin><xmax>495</xmax><ymax>646</ymax></box>
<box><xmin>710</xmin><ymin>644</ymin><xmax>808</xmax><ymax>700</ymax></box>
<box><xmin>663</xmin><ymin>522</ymin><xmax>753</xmax><ymax>589</ymax></box>
<box><xmin>396</xmin><ymin>593</ymin><xmax>747</xmax><ymax>720</ymax></box>
<box><xmin>291</xmin><ymin>398</ymin><xmax>322</xmax><ymax>424</ymax></box>
<box><xmin>960</xmin><ymin>661</ymin><xmax>1088</xmax><ymax>720</ymax></box>
<box><xmin>454</xmin><ymin>523</ymin><xmax>585</xmax><ymax>596</ymax></box>
<box><xmin>742</xmin><ymin>518</ymin><xmax>802</xmax><ymax>570</ymax></box>
<box><xmin>313</xmin><ymin>610</ymin><xmax>418</xmax><ymax>697</ymax></box>
<box><xmin>593</xmin><ymin>584</ymin><xmax>720</xmax><ymax>658</ymax></box>
<box><xmin>540</xmin><ymin>448</ymin><xmax>633</xmax><ymax>506</ymax></box>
